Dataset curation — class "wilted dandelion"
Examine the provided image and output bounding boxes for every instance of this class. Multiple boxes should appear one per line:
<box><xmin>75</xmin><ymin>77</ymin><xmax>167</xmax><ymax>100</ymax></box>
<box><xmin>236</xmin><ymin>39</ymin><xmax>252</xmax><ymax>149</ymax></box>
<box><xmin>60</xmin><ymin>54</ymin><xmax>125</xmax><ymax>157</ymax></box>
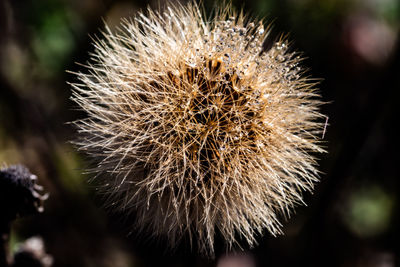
<box><xmin>70</xmin><ymin>1</ymin><xmax>326</xmax><ymax>256</ymax></box>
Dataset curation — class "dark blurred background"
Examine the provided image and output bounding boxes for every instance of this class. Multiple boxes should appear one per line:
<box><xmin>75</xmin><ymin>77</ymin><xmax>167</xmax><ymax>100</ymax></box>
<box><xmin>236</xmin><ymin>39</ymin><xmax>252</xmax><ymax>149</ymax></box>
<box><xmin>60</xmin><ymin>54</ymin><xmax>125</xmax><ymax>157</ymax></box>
<box><xmin>0</xmin><ymin>0</ymin><xmax>399</xmax><ymax>266</ymax></box>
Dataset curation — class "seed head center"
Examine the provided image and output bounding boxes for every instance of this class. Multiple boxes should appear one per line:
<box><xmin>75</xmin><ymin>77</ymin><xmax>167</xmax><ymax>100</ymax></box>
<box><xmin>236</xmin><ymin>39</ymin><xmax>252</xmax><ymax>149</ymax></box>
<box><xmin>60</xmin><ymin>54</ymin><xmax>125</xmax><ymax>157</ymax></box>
<box><xmin>162</xmin><ymin>57</ymin><xmax>267</xmax><ymax>170</ymax></box>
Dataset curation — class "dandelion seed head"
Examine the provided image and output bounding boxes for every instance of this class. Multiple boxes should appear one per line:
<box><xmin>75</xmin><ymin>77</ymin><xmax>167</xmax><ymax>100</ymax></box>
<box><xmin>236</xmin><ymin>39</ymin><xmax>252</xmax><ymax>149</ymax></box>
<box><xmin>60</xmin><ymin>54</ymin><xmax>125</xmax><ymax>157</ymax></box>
<box><xmin>71</xmin><ymin>2</ymin><xmax>326</xmax><ymax>257</ymax></box>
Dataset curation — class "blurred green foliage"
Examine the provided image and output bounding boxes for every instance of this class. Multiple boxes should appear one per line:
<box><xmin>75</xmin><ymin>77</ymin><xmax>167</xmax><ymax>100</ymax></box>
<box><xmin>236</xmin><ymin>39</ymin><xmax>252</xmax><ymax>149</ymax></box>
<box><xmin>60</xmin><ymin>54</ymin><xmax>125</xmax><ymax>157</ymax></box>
<box><xmin>32</xmin><ymin>11</ymin><xmax>75</xmax><ymax>76</ymax></box>
<box><xmin>343</xmin><ymin>185</ymin><xmax>394</xmax><ymax>237</ymax></box>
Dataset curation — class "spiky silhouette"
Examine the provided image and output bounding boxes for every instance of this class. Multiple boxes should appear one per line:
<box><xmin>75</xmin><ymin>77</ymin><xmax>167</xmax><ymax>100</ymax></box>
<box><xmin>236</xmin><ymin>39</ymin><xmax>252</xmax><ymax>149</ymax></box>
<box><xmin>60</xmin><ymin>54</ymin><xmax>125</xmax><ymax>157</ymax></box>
<box><xmin>70</xmin><ymin>2</ymin><xmax>326</xmax><ymax>256</ymax></box>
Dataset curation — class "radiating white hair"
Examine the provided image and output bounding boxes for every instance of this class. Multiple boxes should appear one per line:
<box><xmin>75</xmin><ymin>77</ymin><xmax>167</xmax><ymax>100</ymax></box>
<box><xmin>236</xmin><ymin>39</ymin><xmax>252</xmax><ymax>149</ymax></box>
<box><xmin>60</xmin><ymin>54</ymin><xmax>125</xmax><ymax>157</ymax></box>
<box><xmin>70</xmin><ymin>1</ymin><xmax>326</xmax><ymax>257</ymax></box>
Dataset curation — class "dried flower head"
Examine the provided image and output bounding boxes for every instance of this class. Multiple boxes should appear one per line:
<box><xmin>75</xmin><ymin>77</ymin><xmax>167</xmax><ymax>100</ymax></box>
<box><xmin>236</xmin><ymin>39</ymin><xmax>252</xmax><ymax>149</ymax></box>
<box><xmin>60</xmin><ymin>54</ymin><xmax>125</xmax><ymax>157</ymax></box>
<box><xmin>70</xmin><ymin>2</ymin><xmax>326</xmax><ymax>256</ymax></box>
<box><xmin>0</xmin><ymin>164</ymin><xmax>48</xmax><ymax>221</ymax></box>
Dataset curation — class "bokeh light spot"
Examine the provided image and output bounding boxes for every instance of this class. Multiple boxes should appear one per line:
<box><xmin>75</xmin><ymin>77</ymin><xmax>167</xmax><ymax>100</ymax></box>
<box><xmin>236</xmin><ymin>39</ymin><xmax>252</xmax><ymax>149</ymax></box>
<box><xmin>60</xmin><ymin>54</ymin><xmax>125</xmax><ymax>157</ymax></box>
<box><xmin>343</xmin><ymin>185</ymin><xmax>394</xmax><ymax>238</ymax></box>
